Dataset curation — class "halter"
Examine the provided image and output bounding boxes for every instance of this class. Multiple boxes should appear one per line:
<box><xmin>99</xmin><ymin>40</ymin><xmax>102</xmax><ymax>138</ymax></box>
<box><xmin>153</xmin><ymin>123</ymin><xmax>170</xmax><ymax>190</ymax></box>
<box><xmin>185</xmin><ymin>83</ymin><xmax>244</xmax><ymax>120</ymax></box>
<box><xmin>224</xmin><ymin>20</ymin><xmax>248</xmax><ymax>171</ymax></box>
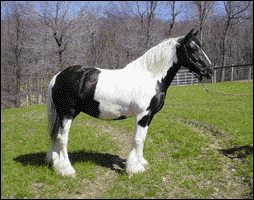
<box><xmin>183</xmin><ymin>42</ymin><xmax>211</xmax><ymax>81</ymax></box>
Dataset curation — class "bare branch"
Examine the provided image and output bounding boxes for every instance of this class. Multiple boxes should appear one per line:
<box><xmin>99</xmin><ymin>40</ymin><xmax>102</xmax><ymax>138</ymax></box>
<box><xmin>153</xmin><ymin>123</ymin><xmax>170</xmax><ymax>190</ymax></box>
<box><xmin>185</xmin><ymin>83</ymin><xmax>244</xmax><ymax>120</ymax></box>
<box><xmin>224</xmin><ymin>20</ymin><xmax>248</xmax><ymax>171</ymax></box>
<box><xmin>165</xmin><ymin>1</ymin><xmax>182</xmax><ymax>37</ymax></box>
<box><xmin>191</xmin><ymin>1</ymin><xmax>214</xmax><ymax>44</ymax></box>
<box><xmin>231</xmin><ymin>1</ymin><xmax>250</xmax><ymax>19</ymax></box>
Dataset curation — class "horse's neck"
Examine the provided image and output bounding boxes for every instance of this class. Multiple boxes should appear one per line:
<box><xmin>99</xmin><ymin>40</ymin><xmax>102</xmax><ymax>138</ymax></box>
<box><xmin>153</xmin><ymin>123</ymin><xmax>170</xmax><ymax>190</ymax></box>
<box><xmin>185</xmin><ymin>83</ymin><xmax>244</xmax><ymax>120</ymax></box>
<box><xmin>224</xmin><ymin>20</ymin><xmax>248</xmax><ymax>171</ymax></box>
<box><xmin>124</xmin><ymin>59</ymin><xmax>151</xmax><ymax>75</ymax></box>
<box><xmin>124</xmin><ymin>37</ymin><xmax>182</xmax><ymax>84</ymax></box>
<box><xmin>125</xmin><ymin>57</ymin><xmax>179</xmax><ymax>81</ymax></box>
<box><xmin>161</xmin><ymin>62</ymin><xmax>181</xmax><ymax>91</ymax></box>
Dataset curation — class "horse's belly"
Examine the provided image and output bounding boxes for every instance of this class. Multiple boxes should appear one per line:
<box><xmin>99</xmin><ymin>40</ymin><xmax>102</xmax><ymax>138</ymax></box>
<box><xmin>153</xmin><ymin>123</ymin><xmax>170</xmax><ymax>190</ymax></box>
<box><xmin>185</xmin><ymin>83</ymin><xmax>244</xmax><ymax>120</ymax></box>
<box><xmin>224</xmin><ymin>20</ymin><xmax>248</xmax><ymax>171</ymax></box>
<box><xmin>97</xmin><ymin>100</ymin><xmax>135</xmax><ymax>120</ymax></box>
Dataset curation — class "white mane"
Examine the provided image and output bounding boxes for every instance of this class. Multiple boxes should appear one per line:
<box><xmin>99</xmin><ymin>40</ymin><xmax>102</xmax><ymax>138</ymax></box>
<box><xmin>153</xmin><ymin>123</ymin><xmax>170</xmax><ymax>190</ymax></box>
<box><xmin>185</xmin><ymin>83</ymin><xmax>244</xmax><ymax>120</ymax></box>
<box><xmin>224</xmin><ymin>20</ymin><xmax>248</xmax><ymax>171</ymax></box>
<box><xmin>128</xmin><ymin>37</ymin><xmax>183</xmax><ymax>79</ymax></box>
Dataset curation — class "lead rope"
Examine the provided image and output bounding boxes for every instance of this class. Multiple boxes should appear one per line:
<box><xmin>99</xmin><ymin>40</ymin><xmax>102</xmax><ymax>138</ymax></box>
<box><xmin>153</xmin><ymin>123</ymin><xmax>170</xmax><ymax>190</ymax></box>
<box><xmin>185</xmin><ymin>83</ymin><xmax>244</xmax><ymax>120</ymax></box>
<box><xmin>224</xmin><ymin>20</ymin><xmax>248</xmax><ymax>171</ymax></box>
<box><xmin>198</xmin><ymin>80</ymin><xmax>253</xmax><ymax>96</ymax></box>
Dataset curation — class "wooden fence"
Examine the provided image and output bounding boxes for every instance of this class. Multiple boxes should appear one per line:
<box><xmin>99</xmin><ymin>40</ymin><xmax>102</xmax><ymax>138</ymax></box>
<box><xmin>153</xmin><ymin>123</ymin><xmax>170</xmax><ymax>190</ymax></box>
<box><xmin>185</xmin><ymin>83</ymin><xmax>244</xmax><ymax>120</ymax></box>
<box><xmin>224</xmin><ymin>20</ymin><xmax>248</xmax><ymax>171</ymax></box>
<box><xmin>1</xmin><ymin>73</ymin><xmax>52</xmax><ymax>110</ymax></box>
<box><xmin>212</xmin><ymin>63</ymin><xmax>253</xmax><ymax>83</ymax></box>
<box><xmin>171</xmin><ymin>63</ymin><xmax>253</xmax><ymax>86</ymax></box>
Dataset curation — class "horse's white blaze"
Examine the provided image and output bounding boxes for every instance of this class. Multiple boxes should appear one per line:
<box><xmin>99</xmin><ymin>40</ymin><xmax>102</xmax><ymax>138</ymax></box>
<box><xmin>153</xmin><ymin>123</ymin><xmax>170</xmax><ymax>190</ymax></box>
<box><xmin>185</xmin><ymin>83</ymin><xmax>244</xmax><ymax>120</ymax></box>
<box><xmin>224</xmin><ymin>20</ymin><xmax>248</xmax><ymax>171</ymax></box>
<box><xmin>191</xmin><ymin>41</ymin><xmax>212</xmax><ymax>65</ymax></box>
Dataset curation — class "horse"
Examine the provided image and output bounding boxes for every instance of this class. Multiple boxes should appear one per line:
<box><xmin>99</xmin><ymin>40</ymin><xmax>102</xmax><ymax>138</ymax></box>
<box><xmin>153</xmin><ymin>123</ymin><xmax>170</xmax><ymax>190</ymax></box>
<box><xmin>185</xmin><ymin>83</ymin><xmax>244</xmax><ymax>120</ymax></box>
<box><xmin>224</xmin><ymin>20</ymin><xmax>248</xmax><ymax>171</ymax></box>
<box><xmin>46</xmin><ymin>29</ymin><xmax>213</xmax><ymax>178</ymax></box>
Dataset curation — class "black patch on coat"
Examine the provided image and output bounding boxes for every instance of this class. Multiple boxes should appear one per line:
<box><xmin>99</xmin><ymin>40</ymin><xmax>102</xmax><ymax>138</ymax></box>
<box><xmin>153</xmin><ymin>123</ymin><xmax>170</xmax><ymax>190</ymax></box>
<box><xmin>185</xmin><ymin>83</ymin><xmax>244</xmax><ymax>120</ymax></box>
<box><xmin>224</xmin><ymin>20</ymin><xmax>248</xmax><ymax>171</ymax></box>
<box><xmin>138</xmin><ymin>62</ymin><xmax>181</xmax><ymax>128</ymax></box>
<box><xmin>52</xmin><ymin>65</ymin><xmax>101</xmax><ymax>127</ymax></box>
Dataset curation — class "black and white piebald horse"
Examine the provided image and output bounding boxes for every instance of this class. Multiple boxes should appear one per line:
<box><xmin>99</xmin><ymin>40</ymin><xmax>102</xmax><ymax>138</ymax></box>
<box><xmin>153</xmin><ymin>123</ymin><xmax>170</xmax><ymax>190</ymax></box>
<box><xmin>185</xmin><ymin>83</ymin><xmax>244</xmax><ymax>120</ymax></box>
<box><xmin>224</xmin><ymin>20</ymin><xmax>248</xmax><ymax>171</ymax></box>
<box><xmin>46</xmin><ymin>29</ymin><xmax>213</xmax><ymax>177</ymax></box>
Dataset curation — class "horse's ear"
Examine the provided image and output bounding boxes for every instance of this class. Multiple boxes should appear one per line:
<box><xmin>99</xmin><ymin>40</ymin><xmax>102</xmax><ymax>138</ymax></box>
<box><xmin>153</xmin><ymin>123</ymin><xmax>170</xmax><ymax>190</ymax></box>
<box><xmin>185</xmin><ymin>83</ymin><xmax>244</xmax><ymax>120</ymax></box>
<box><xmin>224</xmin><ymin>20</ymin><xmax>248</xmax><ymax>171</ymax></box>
<box><xmin>184</xmin><ymin>29</ymin><xmax>194</xmax><ymax>41</ymax></box>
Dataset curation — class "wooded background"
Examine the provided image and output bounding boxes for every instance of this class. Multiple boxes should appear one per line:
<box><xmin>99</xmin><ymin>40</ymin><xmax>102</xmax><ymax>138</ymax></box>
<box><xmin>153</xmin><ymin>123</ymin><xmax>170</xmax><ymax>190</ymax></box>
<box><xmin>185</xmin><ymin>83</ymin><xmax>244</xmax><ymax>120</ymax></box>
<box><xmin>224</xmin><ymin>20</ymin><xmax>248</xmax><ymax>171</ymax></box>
<box><xmin>1</xmin><ymin>1</ymin><xmax>253</xmax><ymax>109</ymax></box>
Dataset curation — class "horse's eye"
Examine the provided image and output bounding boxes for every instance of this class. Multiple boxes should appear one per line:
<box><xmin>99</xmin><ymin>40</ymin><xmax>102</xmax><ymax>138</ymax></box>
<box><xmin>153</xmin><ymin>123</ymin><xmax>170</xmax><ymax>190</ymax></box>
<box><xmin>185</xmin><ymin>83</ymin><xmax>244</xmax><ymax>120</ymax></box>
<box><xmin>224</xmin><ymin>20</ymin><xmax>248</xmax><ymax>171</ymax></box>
<box><xmin>189</xmin><ymin>41</ymin><xmax>199</xmax><ymax>51</ymax></box>
<box><xmin>190</xmin><ymin>42</ymin><xmax>195</xmax><ymax>48</ymax></box>
<box><xmin>187</xmin><ymin>45</ymin><xmax>197</xmax><ymax>53</ymax></box>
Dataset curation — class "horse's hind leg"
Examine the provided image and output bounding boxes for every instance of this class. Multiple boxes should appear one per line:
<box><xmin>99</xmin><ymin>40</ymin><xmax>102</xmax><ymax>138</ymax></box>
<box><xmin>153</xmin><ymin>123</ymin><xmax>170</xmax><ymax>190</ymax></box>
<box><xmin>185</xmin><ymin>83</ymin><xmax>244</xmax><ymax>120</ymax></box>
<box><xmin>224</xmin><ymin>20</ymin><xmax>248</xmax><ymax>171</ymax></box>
<box><xmin>46</xmin><ymin>118</ymin><xmax>76</xmax><ymax>178</ymax></box>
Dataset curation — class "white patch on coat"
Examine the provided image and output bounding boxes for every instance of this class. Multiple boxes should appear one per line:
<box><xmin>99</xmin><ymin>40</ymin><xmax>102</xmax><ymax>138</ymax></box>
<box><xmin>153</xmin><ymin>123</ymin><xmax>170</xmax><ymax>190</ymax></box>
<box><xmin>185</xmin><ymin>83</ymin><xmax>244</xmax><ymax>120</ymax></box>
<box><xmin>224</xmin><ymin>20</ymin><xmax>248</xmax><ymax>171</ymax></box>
<box><xmin>94</xmin><ymin>67</ymin><xmax>158</xmax><ymax>120</ymax></box>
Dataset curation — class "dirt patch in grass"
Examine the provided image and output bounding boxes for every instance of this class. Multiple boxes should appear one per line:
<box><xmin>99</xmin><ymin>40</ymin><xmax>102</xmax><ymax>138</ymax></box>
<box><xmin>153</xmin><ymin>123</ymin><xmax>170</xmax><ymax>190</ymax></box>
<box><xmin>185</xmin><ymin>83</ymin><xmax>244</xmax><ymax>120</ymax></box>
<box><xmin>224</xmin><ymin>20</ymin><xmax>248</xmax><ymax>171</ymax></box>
<box><xmin>71</xmin><ymin>167</ymin><xmax>119</xmax><ymax>199</ymax></box>
<box><xmin>30</xmin><ymin>181</ymin><xmax>53</xmax><ymax>199</ymax></box>
<box><xmin>138</xmin><ymin>156</ymin><xmax>249</xmax><ymax>198</ymax></box>
<box><xmin>56</xmin><ymin>119</ymin><xmax>134</xmax><ymax>198</ymax></box>
<box><xmin>167</xmin><ymin>117</ymin><xmax>253</xmax><ymax>199</ymax></box>
<box><xmin>75</xmin><ymin>119</ymin><xmax>133</xmax><ymax>162</ymax></box>
<box><xmin>73</xmin><ymin>118</ymin><xmax>252</xmax><ymax>198</ymax></box>
<box><xmin>172</xmin><ymin>117</ymin><xmax>228</xmax><ymax>138</ymax></box>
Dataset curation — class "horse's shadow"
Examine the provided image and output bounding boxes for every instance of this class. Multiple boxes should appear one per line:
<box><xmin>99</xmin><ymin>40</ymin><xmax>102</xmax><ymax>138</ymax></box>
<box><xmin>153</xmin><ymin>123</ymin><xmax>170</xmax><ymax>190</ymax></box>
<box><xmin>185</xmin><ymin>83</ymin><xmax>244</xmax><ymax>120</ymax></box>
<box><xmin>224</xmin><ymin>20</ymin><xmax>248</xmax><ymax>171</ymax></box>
<box><xmin>13</xmin><ymin>150</ymin><xmax>126</xmax><ymax>174</ymax></box>
<box><xmin>219</xmin><ymin>145</ymin><xmax>253</xmax><ymax>159</ymax></box>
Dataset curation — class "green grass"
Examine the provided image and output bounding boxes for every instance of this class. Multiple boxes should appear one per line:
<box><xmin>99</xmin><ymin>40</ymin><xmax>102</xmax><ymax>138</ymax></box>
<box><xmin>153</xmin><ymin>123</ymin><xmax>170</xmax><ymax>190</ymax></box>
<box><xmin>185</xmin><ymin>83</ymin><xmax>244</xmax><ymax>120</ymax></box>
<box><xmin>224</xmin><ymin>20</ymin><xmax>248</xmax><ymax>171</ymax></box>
<box><xmin>1</xmin><ymin>81</ymin><xmax>253</xmax><ymax>198</ymax></box>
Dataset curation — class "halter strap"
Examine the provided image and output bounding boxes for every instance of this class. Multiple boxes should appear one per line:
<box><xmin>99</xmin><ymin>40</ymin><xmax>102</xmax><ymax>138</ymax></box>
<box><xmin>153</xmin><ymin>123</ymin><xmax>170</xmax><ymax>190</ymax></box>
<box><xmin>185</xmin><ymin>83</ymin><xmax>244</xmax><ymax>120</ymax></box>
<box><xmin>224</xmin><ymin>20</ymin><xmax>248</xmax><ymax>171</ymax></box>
<box><xmin>183</xmin><ymin>42</ymin><xmax>212</xmax><ymax>81</ymax></box>
<box><xmin>183</xmin><ymin>44</ymin><xmax>204</xmax><ymax>79</ymax></box>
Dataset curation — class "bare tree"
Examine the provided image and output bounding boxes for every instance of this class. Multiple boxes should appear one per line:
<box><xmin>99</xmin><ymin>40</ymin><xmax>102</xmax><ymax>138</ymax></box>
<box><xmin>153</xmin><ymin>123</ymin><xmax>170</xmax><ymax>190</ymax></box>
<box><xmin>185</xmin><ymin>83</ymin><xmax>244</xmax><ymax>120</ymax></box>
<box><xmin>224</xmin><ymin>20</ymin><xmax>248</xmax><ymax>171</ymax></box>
<box><xmin>221</xmin><ymin>1</ymin><xmax>251</xmax><ymax>81</ymax></box>
<box><xmin>221</xmin><ymin>1</ymin><xmax>251</xmax><ymax>67</ymax></box>
<box><xmin>165</xmin><ymin>1</ymin><xmax>181</xmax><ymax>37</ymax></box>
<box><xmin>40</xmin><ymin>1</ymin><xmax>99</xmax><ymax>71</ymax></box>
<box><xmin>41</xmin><ymin>2</ymin><xmax>83</xmax><ymax>70</ymax></box>
<box><xmin>136</xmin><ymin>1</ymin><xmax>158</xmax><ymax>49</ymax></box>
<box><xmin>2</xmin><ymin>2</ymin><xmax>29</xmax><ymax>108</ymax></box>
<box><xmin>192</xmin><ymin>1</ymin><xmax>214</xmax><ymax>45</ymax></box>
<box><xmin>42</xmin><ymin>2</ymin><xmax>70</xmax><ymax>70</ymax></box>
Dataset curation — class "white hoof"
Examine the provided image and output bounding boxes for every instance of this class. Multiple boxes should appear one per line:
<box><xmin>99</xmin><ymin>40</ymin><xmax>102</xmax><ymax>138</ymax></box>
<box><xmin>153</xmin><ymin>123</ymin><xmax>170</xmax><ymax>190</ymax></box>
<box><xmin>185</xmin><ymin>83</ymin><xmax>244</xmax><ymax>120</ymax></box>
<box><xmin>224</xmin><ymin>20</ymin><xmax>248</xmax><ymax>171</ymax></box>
<box><xmin>126</xmin><ymin>150</ymin><xmax>148</xmax><ymax>174</ymax></box>
<box><xmin>55</xmin><ymin>162</ymin><xmax>76</xmax><ymax>178</ymax></box>
<box><xmin>126</xmin><ymin>163</ymin><xmax>146</xmax><ymax>174</ymax></box>
<box><xmin>46</xmin><ymin>146</ymin><xmax>76</xmax><ymax>178</ymax></box>
<box><xmin>140</xmin><ymin>158</ymin><xmax>149</xmax><ymax>167</ymax></box>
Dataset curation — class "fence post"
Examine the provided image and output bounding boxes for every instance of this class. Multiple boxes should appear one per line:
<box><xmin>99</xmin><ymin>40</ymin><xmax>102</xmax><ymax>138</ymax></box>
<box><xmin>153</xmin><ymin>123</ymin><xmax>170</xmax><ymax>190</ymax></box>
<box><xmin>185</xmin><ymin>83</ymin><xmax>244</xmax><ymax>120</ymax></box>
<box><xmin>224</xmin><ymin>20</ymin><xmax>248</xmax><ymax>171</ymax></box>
<box><xmin>222</xmin><ymin>68</ymin><xmax>225</xmax><ymax>82</ymax></box>
<box><xmin>249</xmin><ymin>66</ymin><xmax>252</xmax><ymax>80</ymax></box>
<box><xmin>185</xmin><ymin>71</ymin><xmax>186</xmax><ymax>84</ymax></box>
<box><xmin>231</xmin><ymin>67</ymin><xmax>234</xmax><ymax>82</ymax></box>
<box><xmin>214</xmin><ymin>69</ymin><xmax>217</xmax><ymax>83</ymax></box>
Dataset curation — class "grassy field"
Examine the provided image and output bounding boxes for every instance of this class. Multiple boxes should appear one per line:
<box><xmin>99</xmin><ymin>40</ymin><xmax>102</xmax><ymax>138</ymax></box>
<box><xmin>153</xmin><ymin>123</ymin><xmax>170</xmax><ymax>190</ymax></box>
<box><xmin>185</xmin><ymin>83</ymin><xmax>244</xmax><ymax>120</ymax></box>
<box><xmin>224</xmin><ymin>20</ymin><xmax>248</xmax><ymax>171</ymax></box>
<box><xmin>1</xmin><ymin>81</ymin><xmax>253</xmax><ymax>198</ymax></box>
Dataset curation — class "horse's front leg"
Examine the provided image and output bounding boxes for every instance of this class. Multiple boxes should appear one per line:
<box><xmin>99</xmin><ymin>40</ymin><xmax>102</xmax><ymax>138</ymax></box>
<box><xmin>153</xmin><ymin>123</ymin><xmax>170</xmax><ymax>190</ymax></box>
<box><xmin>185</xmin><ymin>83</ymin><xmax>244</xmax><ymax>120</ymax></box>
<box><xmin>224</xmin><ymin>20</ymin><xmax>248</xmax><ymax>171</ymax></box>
<box><xmin>126</xmin><ymin>112</ymin><xmax>150</xmax><ymax>174</ymax></box>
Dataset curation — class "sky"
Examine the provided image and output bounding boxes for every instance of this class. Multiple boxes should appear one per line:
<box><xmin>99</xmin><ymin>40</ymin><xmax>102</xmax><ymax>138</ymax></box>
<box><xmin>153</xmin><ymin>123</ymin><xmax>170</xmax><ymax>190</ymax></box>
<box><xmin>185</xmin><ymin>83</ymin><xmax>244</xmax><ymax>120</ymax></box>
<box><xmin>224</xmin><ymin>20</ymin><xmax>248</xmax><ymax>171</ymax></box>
<box><xmin>1</xmin><ymin>1</ymin><xmax>226</xmax><ymax>22</ymax></box>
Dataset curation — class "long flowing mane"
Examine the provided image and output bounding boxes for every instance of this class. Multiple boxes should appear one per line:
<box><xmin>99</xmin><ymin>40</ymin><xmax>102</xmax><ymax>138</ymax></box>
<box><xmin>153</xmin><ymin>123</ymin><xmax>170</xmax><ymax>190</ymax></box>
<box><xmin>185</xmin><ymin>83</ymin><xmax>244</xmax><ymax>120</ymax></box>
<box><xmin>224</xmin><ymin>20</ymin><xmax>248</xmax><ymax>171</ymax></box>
<box><xmin>129</xmin><ymin>37</ymin><xmax>182</xmax><ymax>78</ymax></box>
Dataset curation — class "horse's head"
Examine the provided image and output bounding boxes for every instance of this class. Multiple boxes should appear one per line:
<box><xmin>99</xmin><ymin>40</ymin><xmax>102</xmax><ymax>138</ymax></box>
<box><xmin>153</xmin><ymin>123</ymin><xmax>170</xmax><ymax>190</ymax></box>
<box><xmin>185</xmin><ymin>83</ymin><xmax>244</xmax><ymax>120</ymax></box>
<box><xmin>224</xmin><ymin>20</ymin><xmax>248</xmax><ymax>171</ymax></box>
<box><xmin>177</xmin><ymin>29</ymin><xmax>213</xmax><ymax>81</ymax></box>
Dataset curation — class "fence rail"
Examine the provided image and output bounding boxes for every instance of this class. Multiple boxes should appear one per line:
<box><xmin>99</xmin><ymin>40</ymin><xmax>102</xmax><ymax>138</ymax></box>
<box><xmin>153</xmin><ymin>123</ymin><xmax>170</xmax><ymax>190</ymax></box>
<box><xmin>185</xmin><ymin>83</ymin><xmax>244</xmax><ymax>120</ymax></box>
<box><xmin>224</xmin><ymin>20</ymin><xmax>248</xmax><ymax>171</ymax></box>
<box><xmin>171</xmin><ymin>70</ymin><xmax>198</xmax><ymax>86</ymax></box>
<box><xmin>1</xmin><ymin>73</ymin><xmax>52</xmax><ymax>110</ymax></box>
<box><xmin>212</xmin><ymin>63</ymin><xmax>253</xmax><ymax>83</ymax></box>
